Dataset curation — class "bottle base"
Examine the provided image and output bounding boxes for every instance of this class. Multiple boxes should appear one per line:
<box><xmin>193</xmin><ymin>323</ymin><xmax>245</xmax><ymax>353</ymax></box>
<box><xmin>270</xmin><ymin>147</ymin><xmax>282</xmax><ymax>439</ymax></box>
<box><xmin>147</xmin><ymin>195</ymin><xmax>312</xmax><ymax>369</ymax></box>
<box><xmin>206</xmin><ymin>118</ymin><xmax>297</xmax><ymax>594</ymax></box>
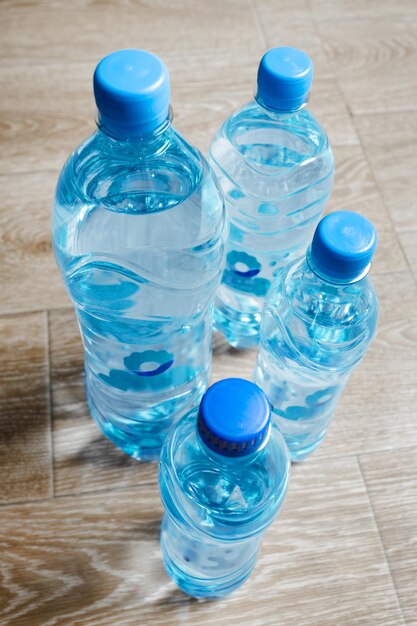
<box><xmin>86</xmin><ymin>389</ymin><xmax>166</xmax><ymax>462</ymax></box>
<box><xmin>287</xmin><ymin>431</ymin><xmax>327</xmax><ymax>462</ymax></box>
<box><xmin>85</xmin><ymin>367</ymin><xmax>207</xmax><ymax>462</ymax></box>
<box><xmin>161</xmin><ymin>540</ymin><xmax>254</xmax><ymax>598</ymax></box>
<box><xmin>213</xmin><ymin>306</ymin><xmax>260</xmax><ymax>350</ymax></box>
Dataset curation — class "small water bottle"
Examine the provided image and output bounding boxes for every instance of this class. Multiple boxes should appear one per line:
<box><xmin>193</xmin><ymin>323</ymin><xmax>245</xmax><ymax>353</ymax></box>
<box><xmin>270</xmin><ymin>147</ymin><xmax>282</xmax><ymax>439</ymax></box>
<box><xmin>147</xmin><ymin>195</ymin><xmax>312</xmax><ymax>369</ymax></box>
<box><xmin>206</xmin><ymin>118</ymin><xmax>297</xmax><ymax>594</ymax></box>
<box><xmin>209</xmin><ymin>46</ymin><xmax>334</xmax><ymax>349</ymax></box>
<box><xmin>255</xmin><ymin>211</ymin><xmax>379</xmax><ymax>462</ymax></box>
<box><xmin>52</xmin><ymin>49</ymin><xmax>226</xmax><ymax>461</ymax></box>
<box><xmin>159</xmin><ymin>378</ymin><xmax>289</xmax><ymax>597</ymax></box>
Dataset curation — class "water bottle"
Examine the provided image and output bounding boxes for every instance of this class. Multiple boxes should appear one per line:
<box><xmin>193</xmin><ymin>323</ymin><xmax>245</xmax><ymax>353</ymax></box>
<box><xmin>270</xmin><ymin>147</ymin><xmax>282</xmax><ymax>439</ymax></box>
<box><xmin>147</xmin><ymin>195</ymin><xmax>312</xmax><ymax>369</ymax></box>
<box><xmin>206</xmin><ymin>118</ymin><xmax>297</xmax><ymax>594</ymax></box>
<box><xmin>159</xmin><ymin>378</ymin><xmax>290</xmax><ymax>597</ymax></box>
<box><xmin>255</xmin><ymin>211</ymin><xmax>379</xmax><ymax>462</ymax></box>
<box><xmin>52</xmin><ymin>49</ymin><xmax>226</xmax><ymax>461</ymax></box>
<box><xmin>209</xmin><ymin>46</ymin><xmax>334</xmax><ymax>349</ymax></box>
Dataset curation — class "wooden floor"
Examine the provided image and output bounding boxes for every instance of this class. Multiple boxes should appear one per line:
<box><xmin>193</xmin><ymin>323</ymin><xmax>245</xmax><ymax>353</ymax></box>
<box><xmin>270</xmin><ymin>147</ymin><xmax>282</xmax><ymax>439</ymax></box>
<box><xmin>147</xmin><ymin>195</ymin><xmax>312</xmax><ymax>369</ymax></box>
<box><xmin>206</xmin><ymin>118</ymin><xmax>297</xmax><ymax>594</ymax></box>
<box><xmin>1</xmin><ymin>1</ymin><xmax>417</xmax><ymax>624</ymax></box>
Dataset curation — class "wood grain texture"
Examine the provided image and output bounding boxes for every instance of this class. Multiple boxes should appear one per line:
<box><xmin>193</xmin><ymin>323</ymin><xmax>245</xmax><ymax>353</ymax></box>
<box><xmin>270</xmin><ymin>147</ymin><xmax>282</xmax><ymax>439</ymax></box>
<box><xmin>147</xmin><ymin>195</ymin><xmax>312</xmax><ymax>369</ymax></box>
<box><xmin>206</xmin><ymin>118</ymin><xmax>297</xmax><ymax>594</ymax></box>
<box><xmin>0</xmin><ymin>0</ymin><xmax>416</xmax><ymax>622</ymax></box>
<box><xmin>0</xmin><ymin>0</ymin><xmax>260</xmax><ymax>64</ymax></box>
<box><xmin>0</xmin><ymin>312</ymin><xmax>52</xmax><ymax>504</ymax></box>
<box><xmin>317</xmin><ymin>19</ymin><xmax>417</xmax><ymax>114</ymax></box>
<box><xmin>0</xmin><ymin>172</ymin><xmax>70</xmax><ymax>314</ymax></box>
<box><xmin>398</xmin><ymin>230</ymin><xmax>417</xmax><ymax>282</ymax></box>
<box><xmin>310</xmin><ymin>0</ymin><xmax>417</xmax><ymax>20</ymax></box>
<box><xmin>360</xmin><ymin>448</ymin><xmax>417</xmax><ymax>625</ymax></box>
<box><xmin>253</xmin><ymin>0</ymin><xmax>331</xmax><ymax>76</ymax></box>
<box><xmin>354</xmin><ymin>112</ymin><xmax>417</xmax><ymax>232</ymax></box>
<box><xmin>309</xmin><ymin>78</ymin><xmax>359</xmax><ymax>147</ymax></box>
<box><xmin>0</xmin><ymin>457</ymin><xmax>404</xmax><ymax>626</ymax></box>
<box><xmin>0</xmin><ymin>61</ymin><xmax>95</xmax><ymax>175</ymax></box>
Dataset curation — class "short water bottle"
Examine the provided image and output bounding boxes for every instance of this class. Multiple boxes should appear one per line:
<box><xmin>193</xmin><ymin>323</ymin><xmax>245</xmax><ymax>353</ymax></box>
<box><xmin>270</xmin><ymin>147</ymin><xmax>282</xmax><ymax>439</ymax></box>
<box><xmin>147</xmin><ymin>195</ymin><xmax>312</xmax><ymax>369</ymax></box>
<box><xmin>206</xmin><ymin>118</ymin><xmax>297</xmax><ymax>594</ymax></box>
<box><xmin>52</xmin><ymin>49</ymin><xmax>226</xmax><ymax>461</ymax></box>
<box><xmin>255</xmin><ymin>211</ymin><xmax>379</xmax><ymax>462</ymax></box>
<box><xmin>209</xmin><ymin>46</ymin><xmax>334</xmax><ymax>349</ymax></box>
<box><xmin>159</xmin><ymin>378</ymin><xmax>290</xmax><ymax>597</ymax></box>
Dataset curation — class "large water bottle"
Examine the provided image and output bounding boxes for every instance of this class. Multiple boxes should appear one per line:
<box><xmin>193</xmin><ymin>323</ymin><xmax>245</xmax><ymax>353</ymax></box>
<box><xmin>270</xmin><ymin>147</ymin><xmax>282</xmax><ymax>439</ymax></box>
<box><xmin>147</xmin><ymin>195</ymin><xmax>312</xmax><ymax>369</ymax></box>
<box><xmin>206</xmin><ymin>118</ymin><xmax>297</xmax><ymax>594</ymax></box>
<box><xmin>255</xmin><ymin>211</ymin><xmax>379</xmax><ymax>462</ymax></box>
<box><xmin>52</xmin><ymin>50</ymin><xmax>226</xmax><ymax>461</ymax></box>
<box><xmin>159</xmin><ymin>378</ymin><xmax>289</xmax><ymax>597</ymax></box>
<box><xmin>209</xmin><ymin>47</ymin><xmax>334</xmax><ymax>349</ymax></box>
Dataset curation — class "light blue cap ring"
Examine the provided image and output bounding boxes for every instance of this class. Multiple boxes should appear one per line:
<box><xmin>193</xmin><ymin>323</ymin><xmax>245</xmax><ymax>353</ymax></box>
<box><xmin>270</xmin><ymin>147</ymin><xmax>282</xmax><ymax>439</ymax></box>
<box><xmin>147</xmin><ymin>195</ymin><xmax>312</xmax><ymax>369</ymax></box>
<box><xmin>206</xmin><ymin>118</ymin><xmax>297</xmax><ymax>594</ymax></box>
<box><xmin>256</xmin><ymin>46</ymin><xmax>313</xmax><ymax>112</ymax></box>
<box><xmin>94</xmin><ymin>49</ymin><xmax>170</xmax><ymax>137</ymax></box>
<box><xmin>310</xmin><ymin>211</ymin><xmax>377</xmax><ymax>283</ymax></box>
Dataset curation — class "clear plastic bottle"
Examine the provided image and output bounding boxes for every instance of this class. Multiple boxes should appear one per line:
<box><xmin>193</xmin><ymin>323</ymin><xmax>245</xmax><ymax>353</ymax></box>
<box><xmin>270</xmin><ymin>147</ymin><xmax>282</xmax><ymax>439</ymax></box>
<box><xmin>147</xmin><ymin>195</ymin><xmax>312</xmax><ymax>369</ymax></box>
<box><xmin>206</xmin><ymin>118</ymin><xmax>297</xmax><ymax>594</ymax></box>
<box><xmin>255</xmin><ymin>211</ymin><xmax>379</xmax><ymax>462</ymax></box>
<box><xmin>52</xmin><ymin>49</ymin><xmax>226</xmax><ymax>461</ymax></box>
<box><xmin>159</xmin><ymin>378</ymin><xmax>290</xmax><ymax>598</ymax></box>
<box><xmin>209</xmin><ymin>47</ymin><xmax>334</xmax><ymax>349</ymax></box>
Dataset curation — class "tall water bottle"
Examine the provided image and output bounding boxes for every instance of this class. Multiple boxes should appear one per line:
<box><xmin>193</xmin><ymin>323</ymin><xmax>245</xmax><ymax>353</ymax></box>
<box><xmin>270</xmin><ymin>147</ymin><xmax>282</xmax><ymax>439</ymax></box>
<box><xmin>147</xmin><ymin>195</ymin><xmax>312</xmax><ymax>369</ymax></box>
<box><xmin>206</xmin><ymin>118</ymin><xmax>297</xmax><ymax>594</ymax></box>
<box><xmin>159</xmin><ymin>378</ymin><xmax>289</xmax><ymax>597</ymax></box>
<box><xmin>209</xmin><ymin>47</ymin><xmax>334</xmax><ymax>349</ymax></box>
<box><xmin>52</xmin><ymin>50</ymin><xmax>226</xmax><ymax>461</ymax></box>
<box><xmin>255</xmin><ymin>211</ymin><xmax>379</xmax><ymax>462</ymax></box>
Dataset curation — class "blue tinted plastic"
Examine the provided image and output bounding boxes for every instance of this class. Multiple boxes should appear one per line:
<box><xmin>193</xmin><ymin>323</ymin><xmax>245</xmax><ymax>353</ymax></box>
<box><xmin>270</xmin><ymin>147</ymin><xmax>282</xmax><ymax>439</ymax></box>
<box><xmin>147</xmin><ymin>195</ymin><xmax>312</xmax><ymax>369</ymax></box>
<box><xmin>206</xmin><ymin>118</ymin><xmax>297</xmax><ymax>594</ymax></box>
<box><xmin>257</xmin><ymin>47</ymin><xmax>313</xmax><ymax>112</ymax></box>
<box><xmin>310</xmin><ymin>211</ymin><xmax>377</xmax><ymax>283</ymax></box>
<box><xmin>52</xmin><ymin>52</ymin><xmax>226</xmax><ymax>461</ymax></box>
<box><xmin>159</xmin><ymin>380</ymin><xmax>289</xmax><ymax>597</ymax></box>
<box><xmin>209</xmin><ymin>52</ymin><xmax>334</xmax><ymax>350</ymax></box>
<box><xmin>255</xmin><ymin>220</ymin><xmax>379</xmax><ymax>461</ymax></box>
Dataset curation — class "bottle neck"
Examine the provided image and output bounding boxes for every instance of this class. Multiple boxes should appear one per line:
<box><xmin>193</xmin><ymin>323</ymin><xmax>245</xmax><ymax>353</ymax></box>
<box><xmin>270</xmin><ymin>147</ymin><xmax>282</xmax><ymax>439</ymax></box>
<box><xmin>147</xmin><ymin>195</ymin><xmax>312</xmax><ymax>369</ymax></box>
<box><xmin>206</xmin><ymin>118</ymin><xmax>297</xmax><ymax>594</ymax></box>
<box><xmin>196</xmin><ymin>423</ymin><xmax>271</xmax><ymax>467</ymax></box>
<box><xmin>96</xmin><ymin>109</ymin><xmax>174</xmax><ymax>154</ymax></box>
<box><xmin>254</xmin><ymin>92</ymin><xmax>309</xmax><ymax>119</ymax></box>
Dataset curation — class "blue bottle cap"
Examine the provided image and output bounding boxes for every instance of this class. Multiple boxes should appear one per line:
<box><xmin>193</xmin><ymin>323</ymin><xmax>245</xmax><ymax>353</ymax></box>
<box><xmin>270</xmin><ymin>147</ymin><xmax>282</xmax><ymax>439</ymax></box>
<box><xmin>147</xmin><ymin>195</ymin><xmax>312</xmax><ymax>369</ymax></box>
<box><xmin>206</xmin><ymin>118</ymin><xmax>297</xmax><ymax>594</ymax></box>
<box><xmin>256</xmin><ymin>47</ymin><xmax>313</xmax><ymax>112</ymax></box>
<box><xmin>198</xmin><ymin>378</ymin><xmax>271</xmax><ymax>457</ymax></box>
<box><xmin>310</xmin><ymin>211</ymin><xmax>377</xmax><ymax>283</ymax></box>
<box><xmin>93</xmin><ymin>49</ymin><xmax>170</xmax><ymax>137</ymax></box>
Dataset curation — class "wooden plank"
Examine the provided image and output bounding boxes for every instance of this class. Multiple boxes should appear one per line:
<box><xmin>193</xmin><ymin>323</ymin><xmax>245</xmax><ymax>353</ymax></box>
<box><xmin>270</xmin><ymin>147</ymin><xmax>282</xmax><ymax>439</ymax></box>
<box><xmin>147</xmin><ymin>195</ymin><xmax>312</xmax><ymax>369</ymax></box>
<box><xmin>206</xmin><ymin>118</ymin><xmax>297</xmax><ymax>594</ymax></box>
<box><xmin>0</xmin><ymin>172</ymin><xmax>70</xmax><ymax>315</ymax></box>
<box><xmin>360</xmin><ymin>448</ymin><xmax>417</xmax><ymax>625</ymax></box>
<box><xmin>318</xmin><ymin>19</ymin><xmax>417</xmax><ymax>114</ymax></box>
<box><xmin>0</xmin><ymin>61</ymin><xmax>95</xmax><ymax>175</ymax></box>
<box><xmin>355</xmin><ymin>112</ymin><xmax>417</xmax><ymax>232</ymax></box>
<box><xmin>254</xmin><ymin>0</ymin><xmax>331</xmax><ymax>76</ymax></box>
<box><xmin>309</xmin><ymin>78</ymin><xmax>360</xmax><ymax>147</ymax></box>
<box><xmin>0</xmin><ymin>312</ymin><xmax>52</xmax><ymax>504</ymax></box>
<box><xmin>398</xmin><ymin>230</ymin><xmax>417</xmax><ymax>282</ymax></box>
<box><xmin>0</xmin><ymin>456</ymin><xmax>404</xmax><ymax>625</ymax></box>
<box><xmin>310</xmin><ymin>0</ymin><xmax>417</xmax><ymax>20</ymax></box>
<box><xmin>0</xmin><ymin>0</ymin><xmax>260</xmax><ymax>64</ymax></box>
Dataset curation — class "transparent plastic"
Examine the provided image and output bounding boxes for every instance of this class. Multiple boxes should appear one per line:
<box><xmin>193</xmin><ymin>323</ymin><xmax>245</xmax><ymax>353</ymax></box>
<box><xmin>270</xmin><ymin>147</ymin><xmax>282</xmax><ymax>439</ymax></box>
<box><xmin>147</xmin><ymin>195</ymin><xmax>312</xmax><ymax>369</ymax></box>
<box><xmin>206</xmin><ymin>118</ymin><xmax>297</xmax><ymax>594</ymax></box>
<box><xmin>255</xmin><ymin>253</ymin><xmax>379</xmax><ymax>461</ymax></box>
<box><xmin>209</xmin><ymin>100</ymin><xmax>334</xmax><ymax>349</ymax></box>
<box><xmin>159</xmin><ymin>410</ymin><xmax>289</xmax><ymax>597</ymax></box>
<box><xmin>52</xmin><ymin>120</ymin><xmax>226</xmax><ymax>461</ymax></box>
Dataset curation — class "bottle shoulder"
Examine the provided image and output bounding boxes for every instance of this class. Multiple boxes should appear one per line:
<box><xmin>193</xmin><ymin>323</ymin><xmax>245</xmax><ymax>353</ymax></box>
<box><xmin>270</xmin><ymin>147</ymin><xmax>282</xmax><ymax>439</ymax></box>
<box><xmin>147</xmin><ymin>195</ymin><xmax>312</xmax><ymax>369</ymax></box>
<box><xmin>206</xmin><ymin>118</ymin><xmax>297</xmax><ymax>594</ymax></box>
<box><xmin>263</xmin><ymin>259</ymin><xmax>379</xmax><ymax>371</ymax></box>
<box><xmin>159</xmin><ymin>412</ymin><xmax>289</xmax><ymax>538</ymax></box>
<box><xmin>210</xmin><ymin>100</ymin><xmax>332</xmax><ymax>167</ymax></box>
<box><xmin>55</xmin><ymin>126</ymin><xmax>219</xmax><ymax>210</ymax></box>
<box><xmin>52</xmin><ymin>125</ymin><xmax>226</xmax><ymax>270</ymax></box>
